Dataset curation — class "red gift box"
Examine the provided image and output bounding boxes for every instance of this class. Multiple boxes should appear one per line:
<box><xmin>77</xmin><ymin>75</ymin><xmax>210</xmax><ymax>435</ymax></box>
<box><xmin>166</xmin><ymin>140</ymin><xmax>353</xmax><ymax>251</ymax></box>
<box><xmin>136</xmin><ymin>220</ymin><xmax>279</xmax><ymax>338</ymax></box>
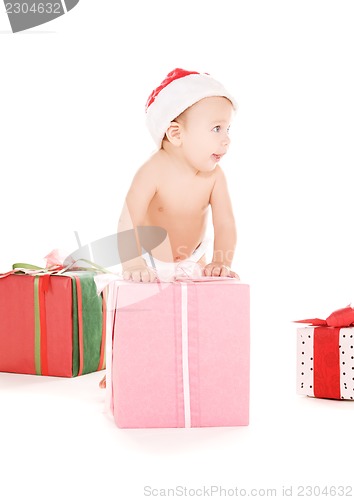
<box><xmin>0</xmin><ymin>271</ymin><xmax>106</xmax><ymax>377</ymax></box>
<box><xmin>296</xmin><ymin>306</ymin><xmax>354</xmax><ymax>400</ymax></box>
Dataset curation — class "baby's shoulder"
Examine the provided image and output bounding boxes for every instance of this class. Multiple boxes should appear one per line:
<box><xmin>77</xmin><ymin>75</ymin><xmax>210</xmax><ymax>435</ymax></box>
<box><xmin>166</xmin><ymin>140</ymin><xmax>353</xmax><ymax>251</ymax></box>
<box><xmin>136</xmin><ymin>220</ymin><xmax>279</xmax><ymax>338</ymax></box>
<box><xmin>132</xmin><ymin>153</ymin><xmax>161</xmax><ymax>182</ymax></box>
<box><xmin>139</xmin><ymin>151</ymin><xmax>165</xmax><ymax>174</ymax></box>
<box><xmin>211</xmin><ymin>164</ymin><xmax>228</xmax><ymax>184</ymax></box>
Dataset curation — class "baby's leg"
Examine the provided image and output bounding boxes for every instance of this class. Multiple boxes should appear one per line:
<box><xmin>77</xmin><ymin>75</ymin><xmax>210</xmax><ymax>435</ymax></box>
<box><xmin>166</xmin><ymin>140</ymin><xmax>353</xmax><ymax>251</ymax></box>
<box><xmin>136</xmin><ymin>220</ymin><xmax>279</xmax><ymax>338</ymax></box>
<box><xmin>99</xmin><ymin>375</ymin><xmax>106</xmax><ymax>388</ymax></box>
<box><xmin>197</xmin><ymin>254</ymin><xmax>207</xmax><ymax>267</ymax></box>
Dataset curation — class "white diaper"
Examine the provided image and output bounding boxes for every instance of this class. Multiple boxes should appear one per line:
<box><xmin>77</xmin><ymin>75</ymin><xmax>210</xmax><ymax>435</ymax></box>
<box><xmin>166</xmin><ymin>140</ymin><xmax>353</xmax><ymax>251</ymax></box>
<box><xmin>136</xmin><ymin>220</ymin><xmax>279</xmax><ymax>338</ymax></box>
<box><xmin>144</xmin><ymin>238</ymin><xmax>211</xmax><ymax>282</ymax></box>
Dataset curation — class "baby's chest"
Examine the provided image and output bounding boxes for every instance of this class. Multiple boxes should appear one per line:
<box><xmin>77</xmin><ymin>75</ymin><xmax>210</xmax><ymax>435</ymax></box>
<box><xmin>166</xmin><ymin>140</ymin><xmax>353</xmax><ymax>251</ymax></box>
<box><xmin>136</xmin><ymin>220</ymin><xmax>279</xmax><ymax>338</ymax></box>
<box><xmin>150</xmin><ymin>185</ymin><xmax>211</xmax><ymax>216</ymax></box>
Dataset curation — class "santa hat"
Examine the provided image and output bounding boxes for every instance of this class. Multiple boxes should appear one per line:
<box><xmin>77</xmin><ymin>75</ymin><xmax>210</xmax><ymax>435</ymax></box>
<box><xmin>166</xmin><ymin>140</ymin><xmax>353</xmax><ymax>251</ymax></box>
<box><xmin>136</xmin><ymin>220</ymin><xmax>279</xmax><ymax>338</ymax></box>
<box><xmin>145</xmin><ymin>68</ymin><xmax>237</xmax><ymax>148</ymax></box>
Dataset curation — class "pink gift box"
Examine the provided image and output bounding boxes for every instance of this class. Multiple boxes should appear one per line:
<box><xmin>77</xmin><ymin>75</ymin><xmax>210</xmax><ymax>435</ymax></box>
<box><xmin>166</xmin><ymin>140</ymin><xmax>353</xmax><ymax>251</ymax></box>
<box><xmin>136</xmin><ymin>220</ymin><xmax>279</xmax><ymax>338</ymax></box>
<box><xmin>107</xmin><ymin>278</ymin><xmax>250</xmax><ymax>428</ymax></box>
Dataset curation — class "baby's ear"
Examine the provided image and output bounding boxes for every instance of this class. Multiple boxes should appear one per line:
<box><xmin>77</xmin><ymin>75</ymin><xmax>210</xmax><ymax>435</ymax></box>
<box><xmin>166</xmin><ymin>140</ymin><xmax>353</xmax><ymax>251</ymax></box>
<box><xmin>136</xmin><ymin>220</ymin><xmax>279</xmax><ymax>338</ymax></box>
<box><xmin>166</xmin><ymin>121</ymin><xmax>182</xmax><ymax>145</ymax></box>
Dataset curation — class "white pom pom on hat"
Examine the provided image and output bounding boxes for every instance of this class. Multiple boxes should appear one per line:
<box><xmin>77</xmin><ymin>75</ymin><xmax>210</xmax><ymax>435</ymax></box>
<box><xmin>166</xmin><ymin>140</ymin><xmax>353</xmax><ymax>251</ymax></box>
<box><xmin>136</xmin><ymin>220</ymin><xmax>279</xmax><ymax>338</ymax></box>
<box><xmin>145</xmin><ymin>68</ymin><xmax>237</xmax><ymax>148</ymax></box>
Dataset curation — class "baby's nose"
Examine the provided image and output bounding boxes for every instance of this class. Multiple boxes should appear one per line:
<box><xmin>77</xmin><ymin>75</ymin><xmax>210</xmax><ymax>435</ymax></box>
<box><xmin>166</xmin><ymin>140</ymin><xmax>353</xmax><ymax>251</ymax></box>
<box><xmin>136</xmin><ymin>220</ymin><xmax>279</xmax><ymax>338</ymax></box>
<box><xmin>222</xmin><ymin>134</ymin><xmax>231</xmax><ymax>146</ymax></box>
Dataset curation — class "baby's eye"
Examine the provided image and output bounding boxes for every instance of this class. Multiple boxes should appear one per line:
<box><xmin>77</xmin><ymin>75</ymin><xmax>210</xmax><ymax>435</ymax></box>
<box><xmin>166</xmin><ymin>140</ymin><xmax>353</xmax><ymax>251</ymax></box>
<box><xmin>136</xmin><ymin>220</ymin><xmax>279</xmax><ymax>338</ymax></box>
<box><xmin>212</xmin><ymin>125</ymin><xmax>221</xmax><ymax>132</ymax></box>
<box><xmin>227</xmin><ymin>126</ymin><xmax>231</xmax><ymax>133</ymax></box>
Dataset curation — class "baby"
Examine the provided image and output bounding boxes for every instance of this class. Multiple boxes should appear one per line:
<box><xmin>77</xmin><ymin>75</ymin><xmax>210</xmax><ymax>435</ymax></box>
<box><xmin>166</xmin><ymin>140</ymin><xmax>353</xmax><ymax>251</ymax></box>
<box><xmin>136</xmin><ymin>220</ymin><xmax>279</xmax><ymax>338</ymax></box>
<box><xmin>119</xmin><ymin>68</ymin><xmax>239</xmax><ymax>283</ymax></box>
<box><xmin>99</xmin><ymin>68</ymin><xmax>239</xmax><ymax>388</ymax></box>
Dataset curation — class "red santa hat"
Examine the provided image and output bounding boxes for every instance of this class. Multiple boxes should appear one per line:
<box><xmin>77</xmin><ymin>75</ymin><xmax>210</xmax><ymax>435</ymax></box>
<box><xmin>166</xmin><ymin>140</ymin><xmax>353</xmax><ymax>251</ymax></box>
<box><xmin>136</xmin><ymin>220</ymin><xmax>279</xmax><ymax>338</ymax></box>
<box><xmin>145</xmin><ymin>68</ymin><xmax>237</xmax><ymax>148</ymax></box>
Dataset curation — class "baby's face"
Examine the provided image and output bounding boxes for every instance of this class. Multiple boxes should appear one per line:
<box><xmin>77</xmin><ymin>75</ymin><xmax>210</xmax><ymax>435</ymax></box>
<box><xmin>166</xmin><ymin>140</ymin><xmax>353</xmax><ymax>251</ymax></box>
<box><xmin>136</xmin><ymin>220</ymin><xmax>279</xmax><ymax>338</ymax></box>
<box><xmin>178</xmin><ymin>96</ymin><xmax>233</xmax><ymax>172</ymax></box>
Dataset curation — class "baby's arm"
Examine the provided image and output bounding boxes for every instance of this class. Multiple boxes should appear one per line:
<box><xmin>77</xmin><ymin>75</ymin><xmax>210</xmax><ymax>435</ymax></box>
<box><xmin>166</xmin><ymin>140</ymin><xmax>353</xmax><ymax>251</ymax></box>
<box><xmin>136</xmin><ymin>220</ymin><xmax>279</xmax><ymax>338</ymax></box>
<box><xmin>118</xmin><ymin>163</ymin><xmax>157</xmax><ymax>282</ymax></box>
<box><xmin>205</xmin><ymin>166</ymin><xmax>239</xmax><ymax>278</ymax></box>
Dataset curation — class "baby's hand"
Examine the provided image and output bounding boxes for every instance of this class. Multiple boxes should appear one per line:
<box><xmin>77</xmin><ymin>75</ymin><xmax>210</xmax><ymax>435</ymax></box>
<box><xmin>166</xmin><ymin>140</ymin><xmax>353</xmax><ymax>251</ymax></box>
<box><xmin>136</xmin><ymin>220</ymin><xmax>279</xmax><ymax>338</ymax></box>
<box><xmin>123</xmin><ymin>265</ymin><xmax>157</xmax><ymax>283</ymax></box>
<box><xmin>203</xmin><ymin>262</ymin><xmax>240</xmax><ymax>279</ymax></box>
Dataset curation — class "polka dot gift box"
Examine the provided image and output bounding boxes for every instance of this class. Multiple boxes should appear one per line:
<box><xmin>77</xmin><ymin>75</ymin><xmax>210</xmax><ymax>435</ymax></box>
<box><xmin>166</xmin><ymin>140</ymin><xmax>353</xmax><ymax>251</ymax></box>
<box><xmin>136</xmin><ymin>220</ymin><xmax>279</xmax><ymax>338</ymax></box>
<box><xmin>296</xmin><ymin>306</ymin><xmax>354</xmax><ymax>400</ymax></box>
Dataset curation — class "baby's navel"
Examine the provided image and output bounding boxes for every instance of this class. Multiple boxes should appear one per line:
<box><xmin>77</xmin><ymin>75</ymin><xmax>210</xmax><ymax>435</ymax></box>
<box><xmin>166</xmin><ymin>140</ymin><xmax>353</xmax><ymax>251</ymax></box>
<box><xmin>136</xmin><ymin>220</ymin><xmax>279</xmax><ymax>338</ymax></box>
<box><xmin>158</xmin><ymin>206</ymin><xmax>164</xmax><ymax>212</ymax></box>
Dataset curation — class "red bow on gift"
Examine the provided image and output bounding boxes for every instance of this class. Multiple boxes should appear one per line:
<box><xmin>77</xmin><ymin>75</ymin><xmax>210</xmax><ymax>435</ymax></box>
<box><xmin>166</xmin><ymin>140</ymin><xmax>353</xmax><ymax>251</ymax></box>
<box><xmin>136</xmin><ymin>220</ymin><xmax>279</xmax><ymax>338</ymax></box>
<box><xmin>296</xmin><ymin>305</ymin><xmax>354</xmax><ymax>328</ymax></box>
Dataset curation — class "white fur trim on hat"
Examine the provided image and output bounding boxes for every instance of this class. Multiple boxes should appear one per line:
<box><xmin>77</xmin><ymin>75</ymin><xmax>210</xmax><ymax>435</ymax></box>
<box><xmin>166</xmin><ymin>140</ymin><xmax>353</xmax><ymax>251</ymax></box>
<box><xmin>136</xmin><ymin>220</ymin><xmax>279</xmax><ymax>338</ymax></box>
<box><xmin>145</xmin><ymin>71</ymin><xmax>237</xmax><ymax>148</ymax></box>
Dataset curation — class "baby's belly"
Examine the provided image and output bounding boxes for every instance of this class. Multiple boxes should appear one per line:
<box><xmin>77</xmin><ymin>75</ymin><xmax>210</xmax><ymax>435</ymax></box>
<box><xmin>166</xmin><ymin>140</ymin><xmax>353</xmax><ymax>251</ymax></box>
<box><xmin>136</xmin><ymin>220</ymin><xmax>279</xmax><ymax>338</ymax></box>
<box><xmin>169</xmin><ymin>227</ymin><xmax>206</xmax><ymax>262</ymax></box>
<box><xmin>144</xmin><ymin>212</ymin><xmax>208</xmax><ymax>262</ymax></box>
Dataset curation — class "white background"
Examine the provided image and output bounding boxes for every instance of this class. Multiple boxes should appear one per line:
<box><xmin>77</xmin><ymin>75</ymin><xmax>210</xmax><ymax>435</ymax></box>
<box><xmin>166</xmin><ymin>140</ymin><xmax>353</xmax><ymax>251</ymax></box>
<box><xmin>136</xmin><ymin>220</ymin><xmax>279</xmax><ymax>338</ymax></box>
<box><xmin>1</xmin><ymin>1</ymin><xmax>354</xmax><ymax>499</ymax></box>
